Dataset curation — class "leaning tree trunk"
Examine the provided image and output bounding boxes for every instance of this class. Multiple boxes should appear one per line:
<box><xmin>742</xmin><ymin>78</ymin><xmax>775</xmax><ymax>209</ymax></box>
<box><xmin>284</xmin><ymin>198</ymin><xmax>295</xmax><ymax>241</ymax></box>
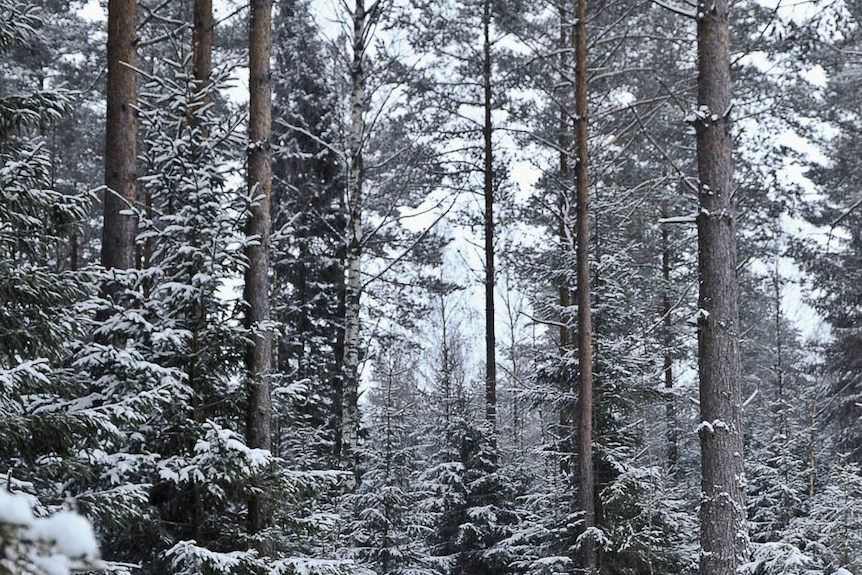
<box><xmin>573</xmin><ymin>0</ymin><xmax>596</xmax><ymax>572</ymax></box>
<box><xmin>102</xmin><ymin>0</ymin><xmax>138</xmax><ymax>271</ymax></box>
<box><xmin>481</xmin><ymin>0</ymin><xmax>497</xmax><ymax>439</ymax></box>
<box><xmin>245</xmin><ymin>0</ymin><xmax>274</xmax><ymax>546</ymax></box>
<box><xmin>694</xmin><ymin>1</ymin><xmax>748</xmax><ymax>574</ymax></box>
<box><xmin>341</xmin><ymin>0</ymin><xmax>367</xmax><ymax>475</ymax></box>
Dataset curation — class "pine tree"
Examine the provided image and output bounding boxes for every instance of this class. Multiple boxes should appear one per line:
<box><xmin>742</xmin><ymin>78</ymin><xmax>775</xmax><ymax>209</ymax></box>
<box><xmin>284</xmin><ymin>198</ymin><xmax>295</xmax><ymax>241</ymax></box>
<box><xmin>693</xmin><ymin>0</ymin><xmax>748</xmax><ymax>572</ymax></box>
<box><xmin>102</xmin><ymin>0</ymin><xmax>138</xmax><ymax>272</ymax></box>
<box><xmin>245</xmin><ymin>0</ymin><xmax>276</xmax><ymax>546</ymax></box>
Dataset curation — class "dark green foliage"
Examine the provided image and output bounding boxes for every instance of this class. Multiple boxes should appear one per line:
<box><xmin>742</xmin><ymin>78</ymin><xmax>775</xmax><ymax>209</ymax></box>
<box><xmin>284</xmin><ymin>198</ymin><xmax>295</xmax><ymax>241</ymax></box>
<box><xmin>271</xmin><ymin>0</ymin><xmax>347</xmax><ymax>468</ymax></box>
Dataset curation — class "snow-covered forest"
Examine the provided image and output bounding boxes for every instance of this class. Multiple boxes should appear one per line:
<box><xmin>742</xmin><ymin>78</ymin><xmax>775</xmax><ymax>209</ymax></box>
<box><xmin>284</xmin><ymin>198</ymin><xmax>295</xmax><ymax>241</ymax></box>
<box><xmin>1</xmin><ymin>0</ymin><xmax>860</xmax><ymax>573</ymax></box>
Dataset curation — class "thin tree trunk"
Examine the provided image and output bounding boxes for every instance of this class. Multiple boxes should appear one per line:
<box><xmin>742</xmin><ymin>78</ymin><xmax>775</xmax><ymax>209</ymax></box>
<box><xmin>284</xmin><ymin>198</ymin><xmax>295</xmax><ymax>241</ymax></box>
<box><xmin>341</xmin><ymin>0</ymin><xmax>367</xmax><ymax>475</ymax></box>
<box><xmin>573</xmin><ymin>0</ymin><xmax>595</xmax><ymax>571</ymax></box>
<box><xmin>482</xmin><ymin>0</ymin><xmax>497</xmax><ymax>438</ymax></box>
<box><xmin>70</xmin><ymin>233</ymin><xmax>78</xmax><ymax>271</ymax></box>
<box><xmin>245</xmin><ymin>0</ymin><xmax>274</xmax><ymax>546</ymax></box>
<box><xmin>189</xmin><ymin>0</ymin><xmax>214</xmax><ymax>545</ymax></box>
<box><xmin>662</xmin><ymin>203</ymin><xmax>679</xmax><ymax>470</ymax></box>
<box><xmin>694</xmin><ymin>1</ymin><xmax>748</xmax><ymax>573</ymax></box>
<box><xmin>772</xmin><ymin>258</ymin><xmax>787</xmax><ymax>438</ymax></box>
<box><xmin>102</xmin><ymin>0</ymin><xmax>138</xmax><ymax>271</ymax></box>
<box><xmin>558</xmin><ymin>7</ymin><xmax>575</xmax><ymax>460</ymax></box>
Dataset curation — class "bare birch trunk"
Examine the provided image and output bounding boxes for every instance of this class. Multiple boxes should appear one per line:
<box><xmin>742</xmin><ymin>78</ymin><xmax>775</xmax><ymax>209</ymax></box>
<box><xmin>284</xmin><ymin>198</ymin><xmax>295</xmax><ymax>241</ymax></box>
<box><xmin>102</xmin><ymin>0</ymin><xmax>138</xmax><ymax>271</ymax></box>
<box><xmin>245</xmin><ymin>0</ymin><xmax>274</xmax><ymax>545</ymax></box>
<box><xmin>694</xmin><ymin>1</ymin><xmax>748</xmax><ymax>573</ymax></box>
<box><xmin>573</xmin><ymin>0</ymin><xmax>596</xmax><ymax>571</ymax></box>
<box><xmin>341</xmin><ymin>0</ymin><xmax>367</xmax><ymax>475</ymax></box>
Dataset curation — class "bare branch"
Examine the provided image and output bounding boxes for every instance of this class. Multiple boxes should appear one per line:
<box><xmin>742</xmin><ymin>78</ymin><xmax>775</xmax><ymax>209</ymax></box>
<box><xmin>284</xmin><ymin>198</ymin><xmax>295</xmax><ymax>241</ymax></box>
<box><xmin>650</xmin><ymin>0</ymin><xmax>697</xmax><ymax>18</ymax></box>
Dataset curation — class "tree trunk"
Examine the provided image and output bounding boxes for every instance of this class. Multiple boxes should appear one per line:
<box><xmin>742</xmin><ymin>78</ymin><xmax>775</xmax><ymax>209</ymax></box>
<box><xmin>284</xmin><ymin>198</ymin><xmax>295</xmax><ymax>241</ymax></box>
<box><xmin>102</xmin><ymin>0</ymin><xmax>138</xmax><ymax>271</ymax></box>
<box><xmin>192</xmin><ymin>0</ymin><xmax>213</xmax><ymax>94</ymax></box>
<box><xmin>662</xmin><ymin>203</ymin><xmax>679</xmax><ymax>470</ymax></box>
<box><xmin>189</xmin><ymin>0</ymin><xmax>214</xmax><ymax>545</ymax></box>
<box><xmin>245</xmin><ymin>0</ymin><xmax>274</xmax><ymax>545</ymax></box>
<box><xmin>341</xmin><ymin>0</ymin><xmax>366</xmax><ymax>475</ymax></box>
<box><xmin>482</xmin><ymin>0</ymin><xmax>497</xmax><ymax>438</ymax></box>
<box><xmin>557</xmin><ymin>6</ymin><xmax>575</xmax><ymax>473</ymax></box>
<box><xmin>694</xmin><ymin>1</ymin><xmax>748</xmax><ymax>573</ymax></box>
<box><xmin>573</xmin><ymin>0</ymin><xmax>595</xmax><ymax>571</ymax></box>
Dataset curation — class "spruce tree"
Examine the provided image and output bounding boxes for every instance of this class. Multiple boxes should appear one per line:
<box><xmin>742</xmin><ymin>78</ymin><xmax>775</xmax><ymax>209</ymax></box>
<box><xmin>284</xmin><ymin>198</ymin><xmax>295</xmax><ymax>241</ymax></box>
<box><xmin>271</xmin><ymin>0</ymin><xmax>347</xmax><ymax>469</ymax></box>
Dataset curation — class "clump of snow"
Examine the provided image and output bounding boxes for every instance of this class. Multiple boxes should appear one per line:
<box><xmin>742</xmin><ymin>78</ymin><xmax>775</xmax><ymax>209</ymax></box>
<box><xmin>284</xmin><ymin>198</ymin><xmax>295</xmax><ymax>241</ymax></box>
<box><xmin>33</xmin><ymin>555</ymin><xmax>75</xmax><ymax>575</ymax></box>
<box><xmin>0</xmin><ymin>487</ymin><xmax>101</xmax><ymax>575</ymax></box>
<box><xmin>28</xmin><ymin>511</ymin><xmax>100</xmax><ymax>558</ymax></box>
<box><xmin>0</xmin><ymin>489</ymin><xmax>35</xmax><ymax>526</ymax></box>
<box><xmin>744</xmin><ymin>542</ymin><xmax>810</xmax><ymax>574</ymax></box>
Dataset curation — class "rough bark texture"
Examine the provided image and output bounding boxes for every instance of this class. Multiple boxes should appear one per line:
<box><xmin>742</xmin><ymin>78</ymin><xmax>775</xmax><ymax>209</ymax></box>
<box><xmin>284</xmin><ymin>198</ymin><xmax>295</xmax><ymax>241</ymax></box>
<box><xmin>102</xmin><ymin>0</ymin><xmax>138</xmax><ymax>271</ymax></box>
<box><xmin>341</xmin><ymin>0</ymin><xmax>366</xmax><ymax>475</ymax></box>
<box><xmin>245</xmin><ymin>0</ymin><xmax>274</xmax><ymax>542</ymax></box>
<box><xmin>573</xmin><ymin>0</ymin><xmax>596</xmax><ymax>572</ymax></box>
<box><xmin>694</xmin><ymin>1</ymin><xmax>748</xmax><ymax>574</ymax></box>
<box><xmin>482</xmin><ymin>0</ymin><xmax>497</xmax><ymax>437</ymax></box>
<box><xmin>192</xmin><ymin>0</ymin><xmax>213</xmax><ymax>91</ymax></box>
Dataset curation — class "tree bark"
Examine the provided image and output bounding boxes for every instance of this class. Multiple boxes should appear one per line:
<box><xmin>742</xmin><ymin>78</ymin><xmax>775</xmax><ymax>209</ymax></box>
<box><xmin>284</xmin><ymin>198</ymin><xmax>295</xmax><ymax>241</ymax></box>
<box><xmin>482</xmin><ymin>0</ymin><xmax>497</xmax><ymax>438</ymax></box>
<box><xmin>102</xmin><ymin>0</ymin><xmax>138</xmax><ymax>271</ymax></box>
<box><xmin>694</xmin><ymin>1</ymin><xmax>748</xmax><ymax>573</ymax></box>
<box><xmin>245</xmin><ymin>0</ymin><xmax>274</xmax><ymax>544</ymax></box>
<box><xmin>662</xmin><ymin>203</ymin><xmax>679</xmax><ymax>470</ymax></box>
<box><xmin>192</xmin><ymin>0</ymin><xmax>213</xmax><ymax>94</ymax></box>
<box><xmin>341</xmin><ymin>0</ymin><xmax>367</xmax><ymax>475</ymax></box>
<box><xmin>573</xmin><ymin>0</ymin><xmax>595</xmax><ymax>571</ymax></box>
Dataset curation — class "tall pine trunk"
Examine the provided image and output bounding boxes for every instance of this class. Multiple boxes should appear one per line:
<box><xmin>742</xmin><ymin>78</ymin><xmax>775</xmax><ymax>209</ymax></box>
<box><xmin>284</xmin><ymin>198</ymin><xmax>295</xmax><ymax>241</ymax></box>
<box><xmin>245</xmin><ymin>0</ymin><xmax>274</xmax><ymax>544</ymax></box>
<box><xmin>573</xmin><ymin>0</ymin><xmax>595</xmax><ymax>571</ymax></box>
<box><xmin>482</xmin><ymin>0</ymin><xmax>497</xmax><ymax>437</ymax></box>
<box><xmin>694</xmin><ymin>1</ymin><xmax>748</xmax><ymax>573</ymax></box>
<box><xmin>192</xmin><ymin>0</ymin><xmax>212</xmax><ymax>90</ymax></box>
<box><xmin>341</xmin><ymin>0</ymin><xmax>366</xmax><ymax>474</ymax></box>
<box><xmin>102</xmin><ymin>0</ymin><xmax>138</xmax><ymax>271</ymax></box>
